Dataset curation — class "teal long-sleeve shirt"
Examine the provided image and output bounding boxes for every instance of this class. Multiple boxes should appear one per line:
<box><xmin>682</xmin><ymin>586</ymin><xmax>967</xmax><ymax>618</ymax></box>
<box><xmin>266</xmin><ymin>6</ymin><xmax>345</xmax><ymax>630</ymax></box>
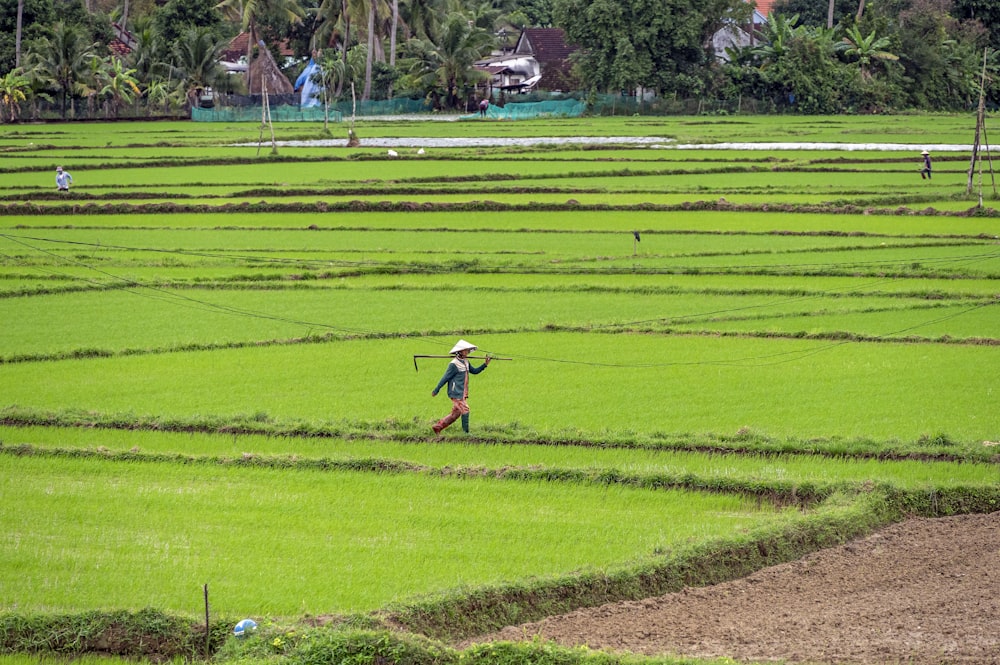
<box><xmin>432</xmin><ymin>357</ymin><xmax>487</xmax><ymax>399</ymax></box>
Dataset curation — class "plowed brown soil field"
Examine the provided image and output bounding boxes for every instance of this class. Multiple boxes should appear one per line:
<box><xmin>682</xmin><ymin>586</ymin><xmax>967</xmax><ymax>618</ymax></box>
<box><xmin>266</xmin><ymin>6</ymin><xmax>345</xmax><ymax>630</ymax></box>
<box><xmin>463</xmin><ymin>512</ymin><xmax>1000</xmax><ymax>664</ymax></box>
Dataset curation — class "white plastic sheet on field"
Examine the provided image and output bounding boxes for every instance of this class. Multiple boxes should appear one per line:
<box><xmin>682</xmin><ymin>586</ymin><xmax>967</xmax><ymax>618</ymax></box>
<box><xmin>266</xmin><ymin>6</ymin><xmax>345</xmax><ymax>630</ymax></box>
<box><xmin>236</xmin><ymin>136</ymin><xmax>984</xmax><ymax>151</ymax></box>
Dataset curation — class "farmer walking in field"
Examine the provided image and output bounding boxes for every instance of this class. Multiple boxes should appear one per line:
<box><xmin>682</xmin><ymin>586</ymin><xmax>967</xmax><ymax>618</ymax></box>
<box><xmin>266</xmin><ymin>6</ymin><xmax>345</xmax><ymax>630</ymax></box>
<box><xmin>920</xmin><ymin>150</ymin><xmax>932</xmax><ymax>179</ymax></box>
<box><xmin>55</xmin><ymin>166</ymin><xmax>73</xmax><ymax>191</ymax></box>
<box><xmin>431</xmin><ymin>339</ymin><xmax>491</xmax><ymax>434</ymax></box>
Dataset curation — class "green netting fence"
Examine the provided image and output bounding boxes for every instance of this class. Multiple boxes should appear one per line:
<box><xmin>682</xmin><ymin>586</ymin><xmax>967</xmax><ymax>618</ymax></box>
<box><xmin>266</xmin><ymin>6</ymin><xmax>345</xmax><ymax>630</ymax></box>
<box><xmin>192</xmin><ymin>105</ymin><xmax>344</xmax><ymax>122</ymax></box>
<box><xmin>329</xmin><ymin>97</ymin><xmax>434</xmax><ymax>115</ymax></box>
<box><xmin>192</xmin><ymin>98</ymin><xmax>433</xmax><ymax>122</ymax></box>
<box><xmin>464</xmin><ymin>99</ymin><xmax>586</xmax><ymax>120</ymax></box>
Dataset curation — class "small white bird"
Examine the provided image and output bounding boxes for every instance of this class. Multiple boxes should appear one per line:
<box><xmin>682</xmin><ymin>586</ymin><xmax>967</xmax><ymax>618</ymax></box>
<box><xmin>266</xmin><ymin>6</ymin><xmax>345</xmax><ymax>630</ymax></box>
<box><xmin>387</xmin><ymin>149</ymin><xmax>398</xmax><ymax>157</ymax></box>
<box><xmin>417</xmin><ymin>148</ymin><xmax>425</xmax><ymax>155</ymax></box>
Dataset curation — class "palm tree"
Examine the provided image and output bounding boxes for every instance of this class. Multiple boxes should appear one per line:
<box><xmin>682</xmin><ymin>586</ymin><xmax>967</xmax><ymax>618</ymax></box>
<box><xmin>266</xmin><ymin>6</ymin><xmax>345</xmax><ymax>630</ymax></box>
<box><xmin>389</xmin><ymin>0</ymin><xmax>398</xmax><ymax>67</ymax></box>
<box><xmin>128</xmin><ymin>18</ymin><xmax>169</xmax><ymax>86</ymax></box>
<box><xmin>310</xmin><ymin>0</ymin><xmax>344</xmax><ymax>49</ymax></box>
<box><xmin>402</xmin><ymin>12</ymin><xmax>491</xmax><ymax>109</ymax></box>
<box><xmin>25</xmin><ymin>22</ymin><xmax>96</xmax><ymax>118</ymax></box>
<box><xmin>384</xmin><ymin>0</ymin><xmax>399</xmax><ymax>97</ymax></box>
<box><xmin>0</xmin><ymin>70</ymin><xmax>31</xmax><ymax>121</ymax></box>
<box><xmin>170</xmin><ymin>27</ymin><xmax>229</xmax><ymax>107</ymax></box>
<box><xmin>361</xmin><ymin>0</ymin><xmax>391</xmax><ymax>100</ymax></box>
<box><xmin>399</xmin><ymin>0</ymin><xmax>445</xmax><ymax>41</ymax></box>
<box><xmin>840</xmin><ymin>25</ymin><xmax>898</xmax><ymax>80</ymax></box>
<box><xmin>314</xmin><ymin>48</ymin><xmax>353</xmax><ymax>127</ymax></box>
<box><xmin>464</xmin><ymin>0</ymin><xmax>502</xmax><ymax>31</ymax></box>
<box><xmin>79</xmin><ymin>55</ymin><xmax>111</xmax><ymax>116</ymax></box>
<box><xmin>334</xmin><ymin>0</ymin><xmax>371</xmax><ymax>96</ymax></box>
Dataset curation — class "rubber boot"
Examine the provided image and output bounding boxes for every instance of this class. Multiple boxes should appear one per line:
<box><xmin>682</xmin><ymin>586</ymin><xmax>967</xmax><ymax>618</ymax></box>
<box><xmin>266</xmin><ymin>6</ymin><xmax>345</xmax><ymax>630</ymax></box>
<box><xmin>434</xmin><ymin>412</ymin><xmax>459</xmax><ymax>434</ymax></box>
<box><xmin>461</xmin><ymin>413</ymin><xmax>469</xmax><ymax>433</ymax></box>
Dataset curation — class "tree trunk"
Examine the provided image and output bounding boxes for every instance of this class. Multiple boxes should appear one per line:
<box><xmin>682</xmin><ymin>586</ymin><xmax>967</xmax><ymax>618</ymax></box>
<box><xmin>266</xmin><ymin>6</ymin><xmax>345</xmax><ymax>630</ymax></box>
<box><xmin>246</xmin><ymin>25</ymin><xmax>256</xmax><ymax>89</ymax></box>
<box><xmin>386</xmin><ymin>0</ymin><xmax>397</xmax><ymax>98</ymax></box>
<box><xmin>389</xmin><ymin>0</ymin><xmax>397</xmax><ymax>66</ymax></box>
<box><xmin>363</xmin><ymin>0</ymin><xmax>375</xmax><ymax>100</ymax></box>
<box><xmin>855</xmin><ymin>0</ymin><xmax>866</xmax><ymax>21</ymax></box>
<box><xmin>336</xmin><ymin>0</ymin><xmax>349</xmax><ymax>97</ymax></box>
<box><xmin>827</xmin><ymin>0</ymin><xmax>835</xmax><ymax>28</ymax></box>
<box><xmin>15</xmin><ymin>0</ymin><xmax>23</xmax><ymax>67</ymax></box>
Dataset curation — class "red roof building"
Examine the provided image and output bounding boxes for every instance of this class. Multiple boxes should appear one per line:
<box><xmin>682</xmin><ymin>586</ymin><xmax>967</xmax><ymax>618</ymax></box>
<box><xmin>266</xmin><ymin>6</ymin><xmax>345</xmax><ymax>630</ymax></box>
<box><xmin>108</xmin><ymin>22</ymin><xmax>136</xmax><ymax>58</ymax></box>
<box><xmin>754</xmin><ymin>0</ymin><xmax>777</xmax><ymax>16</ymax></box>
<box><xmin>221</xmin><ymin>32</ymin><xmax>296</xmax><ymax>65</ymax></box>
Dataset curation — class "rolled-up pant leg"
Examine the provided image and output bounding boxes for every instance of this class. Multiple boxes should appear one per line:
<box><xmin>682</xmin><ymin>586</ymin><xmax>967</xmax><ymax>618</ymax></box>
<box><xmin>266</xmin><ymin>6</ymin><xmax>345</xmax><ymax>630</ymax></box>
<box><xmin>434</xmin><ymin>398</ymin><xmax>469</xmax><ymax>433</ymax></box>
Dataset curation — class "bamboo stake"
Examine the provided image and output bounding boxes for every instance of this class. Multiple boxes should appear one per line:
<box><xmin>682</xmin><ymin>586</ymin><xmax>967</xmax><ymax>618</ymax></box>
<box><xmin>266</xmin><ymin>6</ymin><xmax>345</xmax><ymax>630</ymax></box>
<box><xmin>968</xmin><ymin>47</ymin><xmax>989</xmax><ymax>197</ymax></box>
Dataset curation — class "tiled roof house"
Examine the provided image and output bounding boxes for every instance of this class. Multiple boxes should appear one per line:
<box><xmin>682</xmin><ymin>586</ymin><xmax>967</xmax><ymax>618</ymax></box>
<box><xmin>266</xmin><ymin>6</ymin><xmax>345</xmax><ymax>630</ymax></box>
<box><xmin>512</xmin><ymin>28</ymin><xmax>579</xmax><ymax>92</ymax></box>
<box><xmin>221</xmin><ymin>32</ymin><xmax>296</xmax><ymax>67</ymax></box>
<box><xmin>754</xmin><ymin>0</ymin><xmax>777</xmax><ymax>19</ymax></box>
<box><xmin>108</xmin><ymin>22</ymin><xmax>137</xmax><ymax>58</ymax></box>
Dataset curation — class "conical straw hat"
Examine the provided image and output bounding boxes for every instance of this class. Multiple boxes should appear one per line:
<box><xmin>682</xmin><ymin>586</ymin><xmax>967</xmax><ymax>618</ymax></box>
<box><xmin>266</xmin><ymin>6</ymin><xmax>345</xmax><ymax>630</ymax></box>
<box><xmin>449</xmin><ymin>339</ymin><xmax>477</xmax><ymax>354</ymax></box>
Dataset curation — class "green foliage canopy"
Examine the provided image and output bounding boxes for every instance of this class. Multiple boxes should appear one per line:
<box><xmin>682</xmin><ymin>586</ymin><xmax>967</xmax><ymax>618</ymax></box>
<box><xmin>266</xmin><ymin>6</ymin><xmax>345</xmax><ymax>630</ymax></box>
<box><xmin>553</xmin><ymin>0</ymin><xmax>750</xmax><ymax>95</ymax></box>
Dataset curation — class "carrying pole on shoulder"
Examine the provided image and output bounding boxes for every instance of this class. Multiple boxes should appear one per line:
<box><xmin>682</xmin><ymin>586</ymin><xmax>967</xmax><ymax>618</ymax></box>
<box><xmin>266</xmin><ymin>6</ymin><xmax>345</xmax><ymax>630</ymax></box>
<box><xmin>412</xmin><ymin>355</ymin><xmax>510</xmax><ymax>371</ymax></box>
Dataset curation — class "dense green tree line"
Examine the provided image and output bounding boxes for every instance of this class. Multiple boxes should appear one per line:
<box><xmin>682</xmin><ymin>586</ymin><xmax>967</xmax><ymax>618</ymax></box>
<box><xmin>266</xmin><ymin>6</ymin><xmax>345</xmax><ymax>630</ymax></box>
<box><xmin>0</xmin><ymin>0</ymin><xmax>997</xmax><ymax>119</ymax></box>
<box><xmin>557</xmin><ymin>0</ymin><xmax>997</xmax><ymax>112</ymax></box>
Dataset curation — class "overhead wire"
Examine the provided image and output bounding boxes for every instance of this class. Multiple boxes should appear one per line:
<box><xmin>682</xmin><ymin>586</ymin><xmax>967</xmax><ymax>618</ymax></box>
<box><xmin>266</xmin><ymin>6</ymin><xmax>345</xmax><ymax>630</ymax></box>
<box><xmin>2</xmin><ymin>231</ymin><xmax>996</xmax><ymax>369</ymax></box>
<box><xmin>0</xmin><ymin>233</ymin><xmax>385</xmax><ymax>338</ymax></box>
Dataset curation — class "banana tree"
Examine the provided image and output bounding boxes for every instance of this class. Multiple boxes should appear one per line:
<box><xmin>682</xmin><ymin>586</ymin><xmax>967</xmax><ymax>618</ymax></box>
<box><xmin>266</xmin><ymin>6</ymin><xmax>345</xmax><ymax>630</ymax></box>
<box><xmin>0</xmin><ymin>69</ymin><xmax>30</xmax><ymax>121</ymax></box>
<box><xmin>840</xmin><ymin>25</ymin><xmax>898</xmax><ymax>80</ymax></box>
<box><xmin>101</xmin><ymin>57</ymin><xmax>141</xmax><ymax>116</ymax></box>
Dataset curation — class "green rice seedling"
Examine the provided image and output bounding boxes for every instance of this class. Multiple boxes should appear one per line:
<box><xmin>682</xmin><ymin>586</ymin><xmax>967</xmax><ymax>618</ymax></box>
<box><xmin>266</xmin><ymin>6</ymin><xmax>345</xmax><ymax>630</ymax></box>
<box><xmin>0</xmin><ymin>115</ymin><xmax>996</xmax><ymax>650</ymax></box>
<box><xmin>668</xmin><ymin>302</ymin><xmax>1000</xmax><ymax>341</ymax></box>
<box><xmin>0</xmin><ymin>114</ymin><xmax>980</xmax><ymax>147</ymax></box>
<box><xmin>0</xmin><ymin>160</ymin><xmax>676</xmax><ymax>193</ymax></box>
<box><xmin>0</xmin><ymin>332</ymin><xmax>996</xmax><ymax>442</ymax></box>
<box><xmin>8</xmin><ymin>225</ymin><xmax>986</xmax><ymax>293</ymax></box>
<box><xmin>3</xmin><ymin>425</ymin><xmax>997</xmax><ymax>489</ymax></box>
<box><xmin>12</xmin><ymin>226</ymin><xmax>947</xmax><ymax>257</ymax></box>
<box><xmin>4</xmin><ymin>209</ymin><xmax>1000</xmax><ymax>237</ymax></box>
<box><xmin>0</xmin><ymin>454</ymin><xmax>794</xmax><ymax>615</ymax></box>
<box><xmin>341</xmin><ymin>272</ymin><xmax>1000</xmax><ymax>299</ymax></box>
<box><xmin>0</xmin><ymin>282</ymin><xmax>958</xmax><ymax>361</ymax></box>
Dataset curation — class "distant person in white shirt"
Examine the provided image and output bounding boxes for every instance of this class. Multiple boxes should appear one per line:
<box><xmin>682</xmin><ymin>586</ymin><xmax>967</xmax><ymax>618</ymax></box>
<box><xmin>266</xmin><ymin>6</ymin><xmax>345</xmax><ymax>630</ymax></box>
<box><xmin>56</xmin><ymin>166</ymin><xmax>73</xmax><ymax>191</ymax></box>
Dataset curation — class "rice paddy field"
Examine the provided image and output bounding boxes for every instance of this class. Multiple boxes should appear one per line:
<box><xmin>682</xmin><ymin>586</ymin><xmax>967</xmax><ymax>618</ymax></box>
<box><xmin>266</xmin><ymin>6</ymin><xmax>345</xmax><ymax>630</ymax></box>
<box><xmin>1</xmin><ymin>113</ymin><xmax>999</xmax><ymax>665</ymax></box>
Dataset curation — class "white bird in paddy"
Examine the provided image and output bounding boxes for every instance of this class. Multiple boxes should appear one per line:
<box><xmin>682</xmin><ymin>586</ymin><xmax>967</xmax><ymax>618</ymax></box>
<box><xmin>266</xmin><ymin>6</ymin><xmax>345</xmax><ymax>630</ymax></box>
<box><xmin>387</xmin><ymin>149</ymin><xmax>398</xmax><ymax>157</ymax></box>
<box><xmin>417</xmin><ymin>148</ymin><xmax>425</xmax><ymax>155</ymax></box>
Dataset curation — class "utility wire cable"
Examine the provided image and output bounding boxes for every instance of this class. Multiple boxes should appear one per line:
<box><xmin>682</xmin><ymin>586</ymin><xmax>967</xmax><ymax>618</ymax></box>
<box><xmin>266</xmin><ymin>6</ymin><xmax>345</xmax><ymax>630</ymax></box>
<box><xmin>3</xmin><ymin>233</ymin><xmax>996</xmax><ymax>370</ymax></box>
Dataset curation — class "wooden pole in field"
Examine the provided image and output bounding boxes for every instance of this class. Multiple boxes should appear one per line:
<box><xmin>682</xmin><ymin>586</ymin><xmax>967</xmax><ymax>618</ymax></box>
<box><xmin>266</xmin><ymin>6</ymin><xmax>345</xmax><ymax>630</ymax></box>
<box><xmin>204</xmin><ymin>583</ymin><xmax>210</xmax><ymax>657</ymax></box>
<box><xmin>967</xmin><ymin>48</ymin><xmax>994</xmax><ymax>200</ymax></box>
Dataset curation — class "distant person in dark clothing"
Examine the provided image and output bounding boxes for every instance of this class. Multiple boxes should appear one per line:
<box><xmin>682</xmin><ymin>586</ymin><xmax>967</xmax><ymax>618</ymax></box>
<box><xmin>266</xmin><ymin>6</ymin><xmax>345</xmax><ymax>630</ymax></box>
<box><xmin>479</xmin><ymin>98</ymin><xmax>489</xmax><ymax>117</ymax></box>
<box><xmin>920</xmin><ymin>150</ymin><xmax>932</xmax><ymax>179</ymax></box>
